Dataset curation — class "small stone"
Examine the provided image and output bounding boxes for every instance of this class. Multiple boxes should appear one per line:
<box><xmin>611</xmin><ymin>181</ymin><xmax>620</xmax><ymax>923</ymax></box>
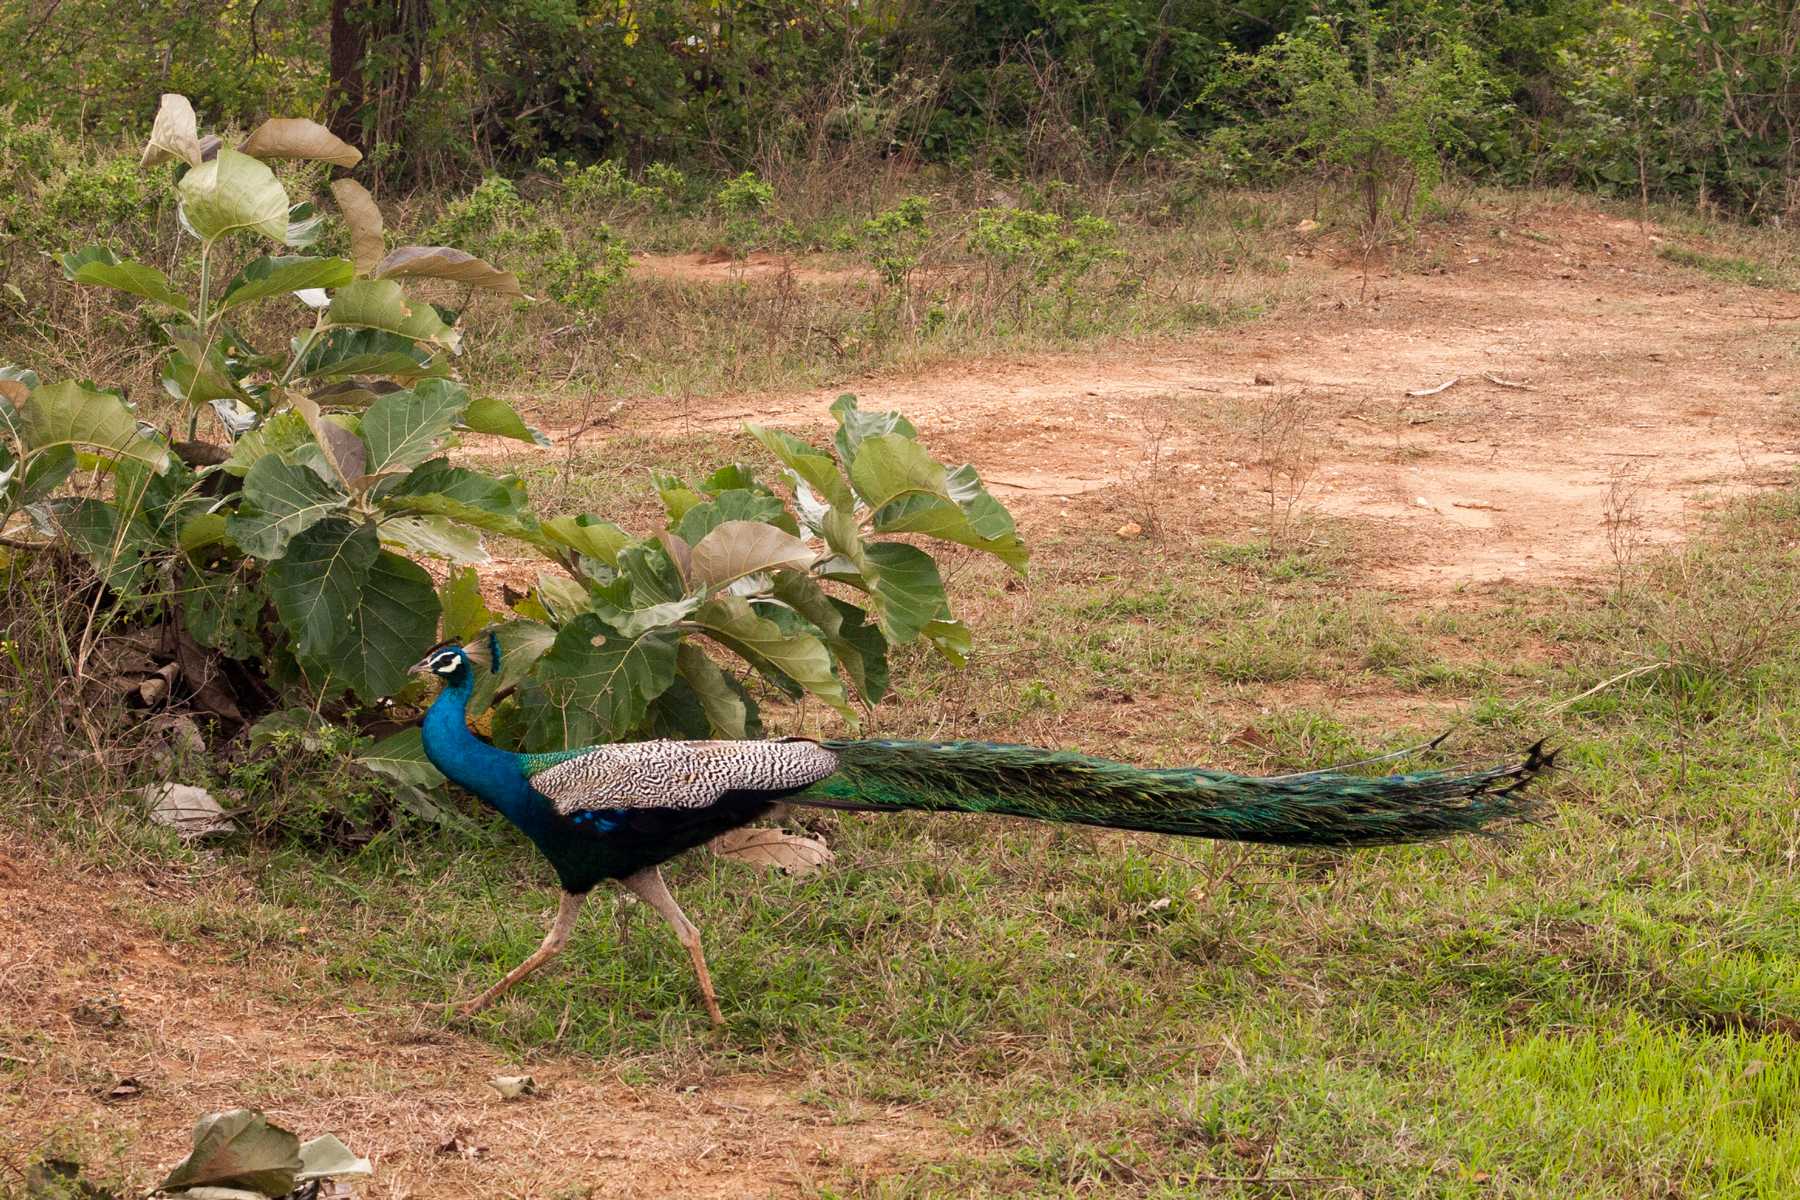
<box><xmin>1115</xmin><ymin>521</ymin><xmax>1143</xmax><ymax>539</ymax></box>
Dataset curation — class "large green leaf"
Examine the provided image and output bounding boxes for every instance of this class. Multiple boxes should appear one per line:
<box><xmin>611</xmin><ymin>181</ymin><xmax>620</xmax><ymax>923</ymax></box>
<box><xmin>362</xmin><ymin>379</ymin><xmax>469</xmax><ymax>474</ymax></box>
<box><xmin>20</xmin><ymin>380</ymin><xmax>169</xmax><ymax>470</ymax></box>
<box><xmin>17</xmin><ymin>445</ymin><xmax>75</xmax><ymax>505</ymax></box>
<box><xmin>692</xmin><ymin>594</ymin><xmax>853</xmax><ymax>720</ymax></box>
<box><xmin>226</xmin><ymin>454</ymin><xmax>346</xmax><ymax>559</ymax></box>
<box><xmin>49</xmin><ymin>497</ymin><xmax>156</xmax><ymax>594</ymax></box>
<box><xmin>324</xmin><ymin>549</ymin><xmax>441</xmax><ymax>701</ymax></box>
<box><xmin>461</xmin><ymin>395</ymin><xmax>548</xmax><ymax>444</ymax></box>
<box><xmin>588</xmin><ymin>580</ymin><xmax>703</xmax><ymax>637</ymax></box>
<box><xmin>223</xmin><ymin>409</ymin><xmax>309</xmax><ymax>476</ymax></box>
<box><xmin>381</xmin><ymin>458</ymin><xmax>542</xmax><ymax>543</ymax></box>
<box><xmin>831</xmin><ymin>393</ymin><xmax>917</xmax><ymax>465</ymax></box>
<box><xmin>770</xmin><ymin>570</ymin><xmax>889</xmax><ymax>704</ymax></box>
<box><xmin>60</xmin><ymin>246</ymin><xmax>192</xmax><ymax>315</ymax></box>
<box><xmin>689</xmin><ymin>519</ymin><xmax>814</xmax><ymax>591</ymax></box>
<box><xmin>159</xmin><ymin>1109</ymin><xmax>302</xmax><ymax>1196</ymax></box>
<box><xmin>438</xmin><ymin>566</ymin><xmax>495</xmax><ymax>641</ymax></box>
<box><xmin>294</xmin><ymin>328</ymin><xmax>446</xmax><ymax>381</ymax></box>
<box><xmin>618</xmin><ymin>540</ymin><xmax>686</xmax><ymax>604</ymax></box>
<box><xmin>849</xmin><ymin>433</ymin><xmax>1027</xmax><ymax>569</ymax></box>
<box><xmin>380</xmin><ymin>514</ymin><xmax>487</xmax><ymax>563</ymax></box>
<box><xmin>674</xmin><ymin>488</ymin><xmax>797</xmax><ymax>543</ymax></box>
<box><xmin>523</xmin><ymin>614</ymin><xmax>680</xmax><ymax>748</ymax></box>
<box><xmin>675</xmin><ymin>642</ymin><xmax>751</xmax><ymax>738</ymax></box>
<box><xmin>178</xmin><ymin>147</ymin><xmax>290</xmax><ymax>244</ymax></box>
<box><xmin>267</xmin><ymin>518</ymin><xmax>378</xmax><ymax>658</ymax></box>
<box><xmin>543</xmin><ymin>514</ymin><xmax>632</xmax><ymax>567</ymax></box>
<box><xmin>816</xmin><ymin>510</ymin><xmax>949</xmax><ymax>645</ymax></box>
<box><xmin>746</xmin><ymin>425</ymin><xmax>855</xmax><ymax>512</ymax></box>
<box><xmin>162</xmin><ymin>328</ymin><xmax>249</xmax><ymax>407</ymax></box>
<box><xmin>326</xmin><ymin>279</ymin><xmax>460</xmax><ymax>351</ymax></box>
<box><xmin>219</xmin><ymin>255</ymin><xmax>355</xmax><ymax>311</ymax></box>
<box><xmin>358</xmin><ymin>727</ymin><xmax>445</xmax><ymax>789</ymax></box>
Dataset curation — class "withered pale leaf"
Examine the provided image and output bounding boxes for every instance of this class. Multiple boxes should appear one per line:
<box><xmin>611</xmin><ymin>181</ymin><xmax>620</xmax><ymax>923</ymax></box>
<box><xmin>142</xmin><ymin>94</ymin><xmax>202</xmax><ymax>168</ymax></box>
<box><xmin>710</xmin><ymin>827</ymin><xmax>833</xmax><ymax>875</ymax></box>
<box><xmin>330</xmin><ymin>179</ymin><xmax>384</xmax><ymax>275</ymax></box>
<box><xmin>488</xmin><ymin>1075</ymin><xmax>536</xmax><ymax>1100</ymax></box>
<box><xmin>375</xmin><ymin>246</ymin><xmax>523</xmax><ymax>296</ymax></box>
<box><xmin>241</xmin><ymin>118</ymin><xmax>362</xmax><ymax>167</ymax></box>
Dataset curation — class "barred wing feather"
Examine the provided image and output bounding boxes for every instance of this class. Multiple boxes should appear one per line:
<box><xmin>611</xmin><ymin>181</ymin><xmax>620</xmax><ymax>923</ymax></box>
<box><xmin>524</xmin><ymin>739</ymin><xmax>841</xmax><ymax>814</ymax></box>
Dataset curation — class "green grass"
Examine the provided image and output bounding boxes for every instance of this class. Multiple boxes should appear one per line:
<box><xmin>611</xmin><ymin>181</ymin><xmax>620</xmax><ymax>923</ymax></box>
<box><xmin>11</xmin><ymin>481</ymin><xmax>1800</xmax><ymax>1195</ymax></box>
<box><xmin>1657</xmin><ymin>244</ymin><xmax>1798</xmax><ymax>291</ymax></box>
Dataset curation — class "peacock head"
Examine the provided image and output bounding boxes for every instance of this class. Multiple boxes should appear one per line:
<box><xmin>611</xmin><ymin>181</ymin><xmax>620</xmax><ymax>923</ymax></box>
<box><xmin>409</xmin><ymin>631</ymin><xmax>502</xmax><ymax>687</ymax></box>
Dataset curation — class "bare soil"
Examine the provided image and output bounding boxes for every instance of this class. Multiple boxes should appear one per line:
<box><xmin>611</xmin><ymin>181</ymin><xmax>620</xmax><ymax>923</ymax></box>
<box><xmin>8</xmin><ymin>202</ymin><xmax>1798</xmax><ymax>1196</ymax></box>
<box><xmin>0</xmin><ymin>837</ymin><xmax>941</xmax><ymax>1198</ymax></box>
<box><xmin>600</xmin><ymin>207</ymin><xmax>1799</xmax><ymax>595</ymax></box>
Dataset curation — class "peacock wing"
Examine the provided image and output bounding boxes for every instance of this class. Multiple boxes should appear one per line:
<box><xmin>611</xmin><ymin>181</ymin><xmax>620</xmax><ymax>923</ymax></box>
<box><xmin>522</xmin><ymin>739</ymin><xmax>840</xmax><ymax>815</ymax></box>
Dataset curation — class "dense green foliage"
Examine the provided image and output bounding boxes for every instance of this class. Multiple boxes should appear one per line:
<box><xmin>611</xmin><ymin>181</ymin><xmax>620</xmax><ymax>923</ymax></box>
<box><xmin>0</xmin><ymin>1</ymin><xmax>1793</xmax><ymax>219</ymax></box>
<box><xmin>0</xmin><ymin>97</ymin><xmax>1026</xmax><ymax>835</ymax></box>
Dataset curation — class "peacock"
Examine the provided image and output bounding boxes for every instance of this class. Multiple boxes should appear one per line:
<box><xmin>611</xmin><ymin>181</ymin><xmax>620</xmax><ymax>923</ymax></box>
<box><xmin>415</xmin><ymin>634</ymin><xmax>1552</xmax><ymax>1024</ymax></box>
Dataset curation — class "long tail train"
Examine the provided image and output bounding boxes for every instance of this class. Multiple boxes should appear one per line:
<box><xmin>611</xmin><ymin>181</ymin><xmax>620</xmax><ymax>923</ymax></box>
<box><xmin>794</xmin><ymin>738</ymin><xmax>1553</xmax><ymax>848</ymax></box>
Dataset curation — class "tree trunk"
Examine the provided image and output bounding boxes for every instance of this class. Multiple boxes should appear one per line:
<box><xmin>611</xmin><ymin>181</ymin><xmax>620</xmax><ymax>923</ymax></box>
<box><xmin>327</xmin><ymin>0</ymin><xmax>368</xmax><ymax>145</ymax></box>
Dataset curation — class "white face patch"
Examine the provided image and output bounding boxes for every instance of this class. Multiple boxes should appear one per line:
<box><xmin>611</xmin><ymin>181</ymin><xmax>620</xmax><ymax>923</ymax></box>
<box><xmin>429</xmin><ymin>649</ymin><xmax>464</xmax><ymax>675</ymax></box>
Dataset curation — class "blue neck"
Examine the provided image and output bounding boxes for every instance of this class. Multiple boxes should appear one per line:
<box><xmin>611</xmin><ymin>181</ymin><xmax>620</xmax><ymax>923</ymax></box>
<box><xmin>420</xmin><ymin>671</ymin><xmax>553</xmax><ymax>839</ymax></box>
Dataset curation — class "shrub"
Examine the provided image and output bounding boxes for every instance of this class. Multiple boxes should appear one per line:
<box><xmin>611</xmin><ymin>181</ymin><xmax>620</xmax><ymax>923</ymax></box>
<box><xmin>968</xmin><ymin>205</ymin><xmax>1120</xmax><ymax>327</ymax></box>
<box><xmin>0</xmin><ymin>95</ymin><xmax>1028</xmax><ymax>832</ymax></box>
<box><xmin>1203</xmin><ymin>14</ymin><xmax>1506</xmax><ymax>235</ymax></box>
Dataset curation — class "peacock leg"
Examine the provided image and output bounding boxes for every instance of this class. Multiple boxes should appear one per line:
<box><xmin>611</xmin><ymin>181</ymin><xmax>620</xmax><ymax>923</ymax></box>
<box><xmin>454</xmin><ymin>891</ymin><xmax>586</xmax><ymax>1018</ymax></box>
<box><xmin>619</xmin><ymin>867</ymin><xmax>725</xmax><ymax>1026</ymax></box>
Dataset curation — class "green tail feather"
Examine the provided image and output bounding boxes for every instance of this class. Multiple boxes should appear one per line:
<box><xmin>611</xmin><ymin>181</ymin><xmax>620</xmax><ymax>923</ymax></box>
<box><xmin>799</xmin><ymin>739</ymin><xmax>1552</xmax><ymax>848</ymax></box>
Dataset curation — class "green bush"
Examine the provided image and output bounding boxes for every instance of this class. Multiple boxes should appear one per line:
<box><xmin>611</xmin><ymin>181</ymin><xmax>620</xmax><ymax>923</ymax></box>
<box><xmin>968</xmin><ymin>206</ymin><xmax>1121</xmax><ymax>326</ymax></box>
<box><xmin>1</xmin><ymin>95</ymin><xmax>1028</xmax><ymax>834</ymax></box>
<box><xmin>714</xmin><ymin>171</ymin><xmax>777</xmax><ymax>257</ymax></box>
<box><xmin>1203</xmin><ymin>14</ymin><xmax>1506</xmax><ymax>232</ymax></box>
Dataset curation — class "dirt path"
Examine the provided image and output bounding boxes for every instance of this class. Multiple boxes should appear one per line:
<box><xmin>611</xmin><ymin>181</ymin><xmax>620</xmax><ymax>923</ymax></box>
<box><xmin>605</xmin><ymin>207</ymin><xmax>1799</xmax><ymax>593</ymax></box>
<box><xmin>10</xmin><ymin>203</ymin><xmax>1798</xmax><ymax>1198</ymax></box>
<box><xmin>0</xmin><ymin>840</ymin><xmax>937</xmax><ymax>1198</ymax></box>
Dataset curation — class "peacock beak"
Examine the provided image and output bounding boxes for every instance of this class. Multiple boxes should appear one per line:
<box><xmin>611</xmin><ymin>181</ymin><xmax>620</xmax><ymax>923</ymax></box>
<box><xmin>408</xmin><ymin>656</ymin><xmax>436</xmax><ymax>677</ymax></box>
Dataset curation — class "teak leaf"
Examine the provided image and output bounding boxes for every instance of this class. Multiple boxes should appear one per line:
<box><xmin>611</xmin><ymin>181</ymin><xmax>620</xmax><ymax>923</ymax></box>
<box><xmin>60</xmin><ymin>246</ymin><xmax>192</xmax><ymax>314</ymax></box>
<box><xmin>20</xmin><ymin>381</ymin><xmax>169</xmax><ymax>470</ymax></box>
<box><xmin>240</xmin><ymin>118</ymin><xmax>362</xmax><ymax>167</ymax></box>
<box><xmin>219</xmin><ymin>255</ymin><xmax>355</xmax><ymax>311</ymax></box>
<box><xmin>178</xmin><ymin>148</ymin><xmax>290</xmax><ymax>244</ymax></box>
<box><xmin>688</xmin><ymin>519</ymin><xmax>814</xmax><ymax>591</ymax></box>
<box><xmin>141</xmin><ymin>93</ymin><xmax>202</xmax><ymax>168</ymax></box>
<box><xmin>375</xmin><ymin>245</ymin><xmax>524</xmax><ymax>295</ymax></box>
<box><xmin>710</xmin><ymin>827</ymin><xmax>834</xmax><ymax>874</ymax></box>
<box><xmin>330</xmin><ymin>178</ymin><xmax>385</xmax><ymax>274</ymax></box>
<box><xmin>158</xmin><ymin>1109</ymin><xmax>302</xmax><ymax>1196</ymax></box>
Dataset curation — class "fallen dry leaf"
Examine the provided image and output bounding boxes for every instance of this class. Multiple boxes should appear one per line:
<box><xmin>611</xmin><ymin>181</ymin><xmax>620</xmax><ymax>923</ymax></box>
<box><xmin>710</xmin><ymin>827</ymin><xmax>833</xmax><ymax>875</ymax></box>
<box><xmin>145</xmin><ymin>783</ymin><xmax>235</xmax><ymax>838</ymax></box>
<box><xmin>488</xmin><ymin>1075</ymin><xmax>536</xmax><ymax>1101</ymax></box>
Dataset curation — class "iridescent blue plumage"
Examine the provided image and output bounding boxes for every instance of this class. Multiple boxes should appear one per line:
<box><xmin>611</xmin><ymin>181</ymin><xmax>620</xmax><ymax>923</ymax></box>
<box><xmin>413</xmin><ymin>638</ymin><xmax>1552</xmax><ymax>1026</ymax></box>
